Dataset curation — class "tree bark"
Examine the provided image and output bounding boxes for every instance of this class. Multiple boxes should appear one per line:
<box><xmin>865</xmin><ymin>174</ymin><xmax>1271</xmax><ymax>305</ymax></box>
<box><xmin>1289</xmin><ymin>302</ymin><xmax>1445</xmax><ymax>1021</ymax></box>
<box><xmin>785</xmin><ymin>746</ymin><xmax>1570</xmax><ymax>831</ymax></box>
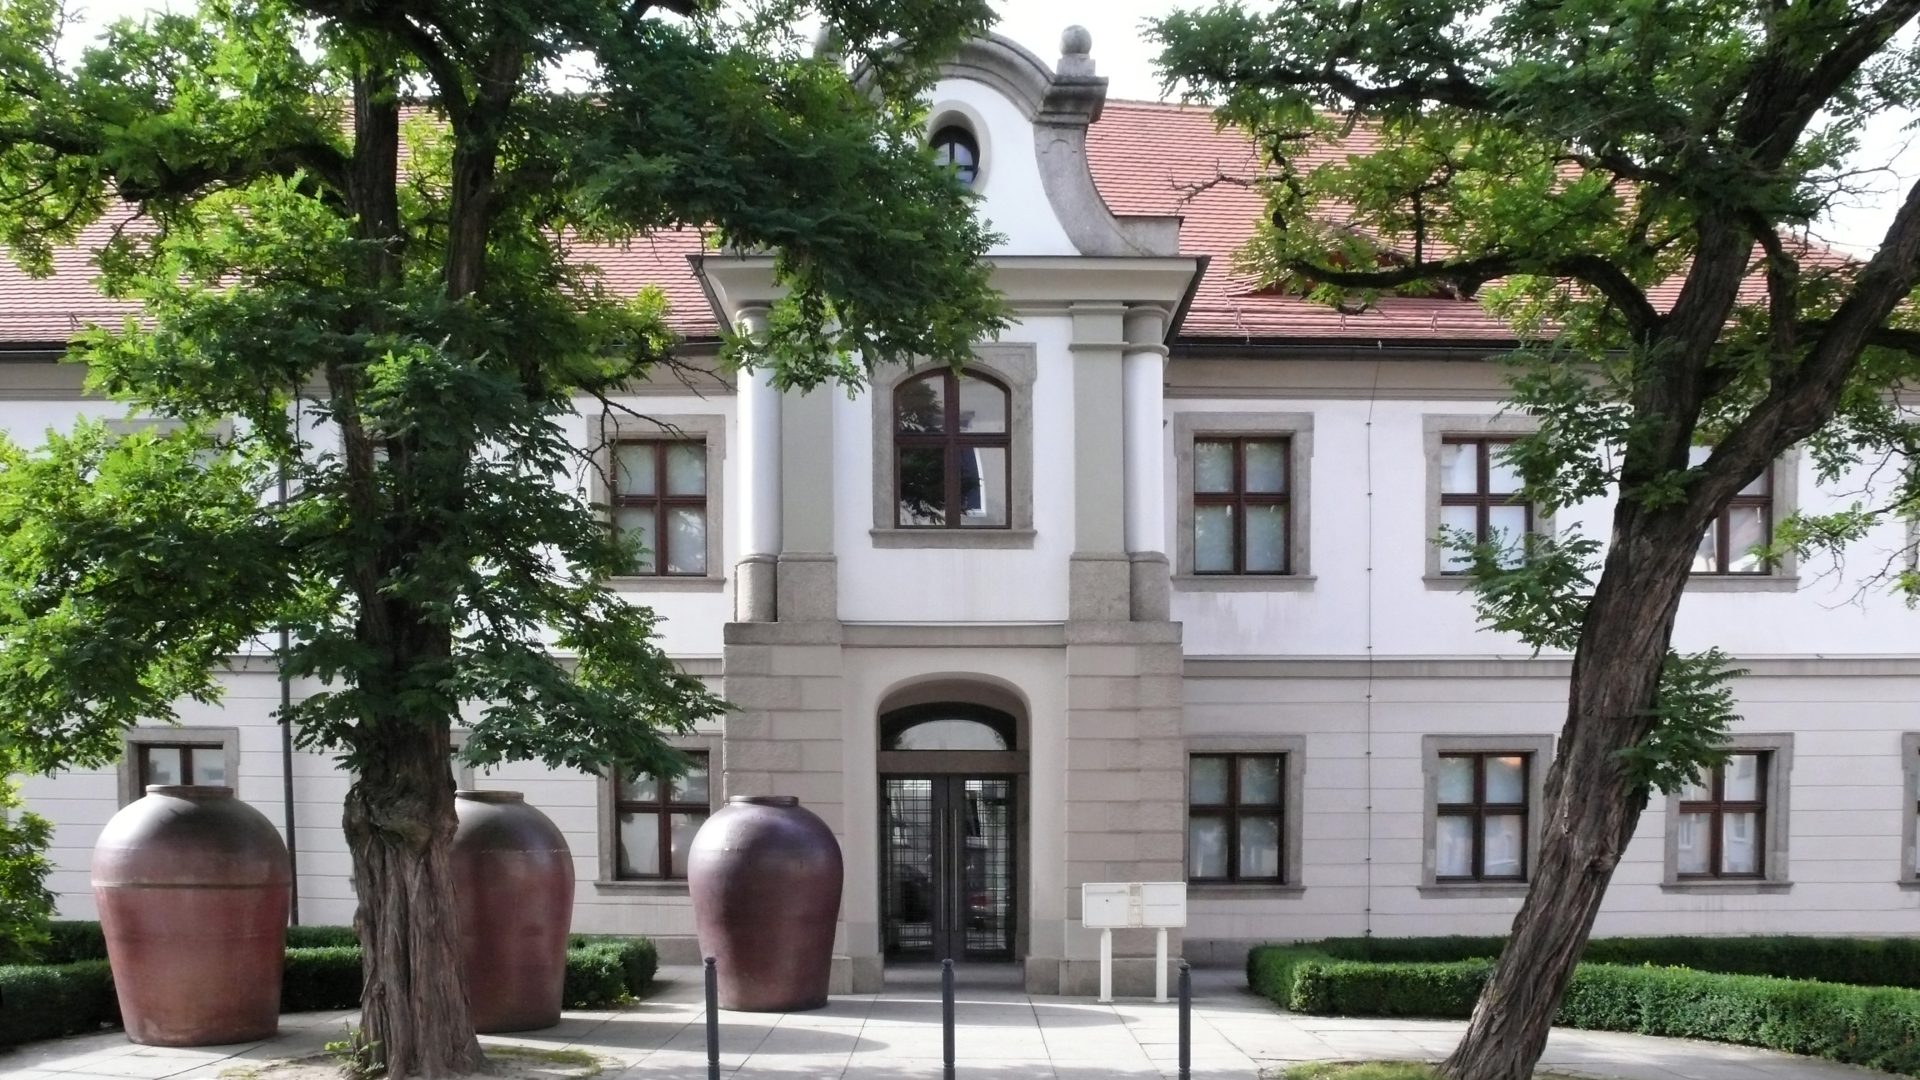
<box><xmin>1440</xmin><ymin>509</ymin><xmax>1700</xmax><ymax>1080</ymax></box>
<box><xmin>344</xmin><ymin>719</ymin><xmax>484</xmax><ymax>1080</ymax></box>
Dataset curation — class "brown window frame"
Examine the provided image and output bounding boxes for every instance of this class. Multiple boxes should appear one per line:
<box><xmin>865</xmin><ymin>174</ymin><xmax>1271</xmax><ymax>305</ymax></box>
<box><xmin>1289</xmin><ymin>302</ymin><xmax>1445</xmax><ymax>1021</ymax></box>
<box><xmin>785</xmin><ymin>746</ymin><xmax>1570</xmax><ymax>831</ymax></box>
<box><xmin>612</xmin><ymin>439</ymin><xmax>708</xmax><ymax>576</ymax></box>
<box><xmin>1186</xmin><ymin>752</ymin><xmax>1286</xmax><ymax>884</ymax></box>
<box><xmin>612</xmin><ymin>750</ymin><xmax>711</xmax><ymax>881</ymax></box>
<box><xmin>1192</xmin><ymin>437</ymin><xmax>1292</xmax><ymax>575</ymax></box>
<box><xmin>893</xmin><ymin>369</ymin><xmax>1012</xmax><ymax>530</ymax></box>
<box><xmin>1435</xmin><ymin>752</ymin><xmax>1530</xmax><ymax>883</ymax></box>
<box><xmin>1695</xmin><ymin>466</ymin><xmax>1774</xmax><ymax>575</ymax></box>
<box><xmin>136</xmin><ymin>743</ymin><xmax>221</xmax><ymax>789</ymax></box>
<box><xmin>1439</xmin><ymin>437</ymin><xmax>1532</xmax><ymax>574</ymax></box>
<box><xmin>1677</xmin><ymin>753</ymin><xmax>1769</xmax><ymax>879</ymax></box>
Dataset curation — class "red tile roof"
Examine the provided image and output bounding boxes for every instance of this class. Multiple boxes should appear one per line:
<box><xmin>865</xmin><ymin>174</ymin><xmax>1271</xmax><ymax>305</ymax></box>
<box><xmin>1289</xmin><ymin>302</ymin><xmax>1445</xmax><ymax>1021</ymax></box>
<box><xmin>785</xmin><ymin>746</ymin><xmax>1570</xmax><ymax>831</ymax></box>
<box><xmin>0</xmin><ymin>98</ymin><xmax>1845</xmax><ymax>350</ymax></box>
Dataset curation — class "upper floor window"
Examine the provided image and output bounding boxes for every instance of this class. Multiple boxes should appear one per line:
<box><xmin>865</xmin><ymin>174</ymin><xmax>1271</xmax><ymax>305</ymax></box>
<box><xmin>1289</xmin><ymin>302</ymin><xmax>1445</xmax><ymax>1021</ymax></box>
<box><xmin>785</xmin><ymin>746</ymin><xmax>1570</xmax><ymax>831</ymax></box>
<box><xmin>614</xmin><ymin>752</ymin><xmax>710</xmax><ymax>881</ymax></box>
<box><xmin>1675</xmin><ymin>752</ymin><xmax>1768</xmax><ymax>879</ymax></box>
<box><xmin>613</xmin><ymin>440</ymin><xmax>708</xmax><ymax>575</ymax></box>
<box><xmin>1439</xmin><ymin>437</ymin><xmax>1531</xmax><ymax>573</ymax></box>
<box><xmin>894</xmin><ymin>369</ymin><xmax>1010</xmax><ymax>529</ymax></box>
<box><xmin>931</xmin><ymin>126</ymin><xmax>980</xmax><ymax>186</ymax></box>
<box><xmin>1188</xmin><ymin>753</ymin><xmax>1285</xmax><ymax>883</ymax></box>
<box><xmin>1193</xmin><ymin>438</ymin><xmax>1291</xmax><ymax>575</ymax></box>
<box><xmin>1690</xmin><ymin>448</ymin><xmax>1773</xmax><ymax>575</ymax></box>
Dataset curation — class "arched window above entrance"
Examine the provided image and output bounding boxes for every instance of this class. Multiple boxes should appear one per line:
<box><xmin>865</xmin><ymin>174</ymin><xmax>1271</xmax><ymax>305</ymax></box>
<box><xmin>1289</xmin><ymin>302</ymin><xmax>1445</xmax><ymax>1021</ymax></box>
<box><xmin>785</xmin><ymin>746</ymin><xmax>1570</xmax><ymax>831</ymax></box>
<box><xmin>881</xmin><ymin>703</ymin><xmax>1017</xmax><ymax>752</ymax></box>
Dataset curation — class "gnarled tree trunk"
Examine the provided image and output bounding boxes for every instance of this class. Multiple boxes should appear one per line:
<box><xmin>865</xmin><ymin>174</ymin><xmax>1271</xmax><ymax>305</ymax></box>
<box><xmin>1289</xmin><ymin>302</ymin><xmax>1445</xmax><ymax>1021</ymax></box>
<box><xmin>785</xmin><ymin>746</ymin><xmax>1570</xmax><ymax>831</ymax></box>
<box><xmin>344</xmin><ymin>720</ymin><xmax>484</xmax><ymax>1080</ymax></box>
<box><xmin>1440</xmin><ymin>512</ymin><xmax>1703</xmax><ymax>1080</ymax></box>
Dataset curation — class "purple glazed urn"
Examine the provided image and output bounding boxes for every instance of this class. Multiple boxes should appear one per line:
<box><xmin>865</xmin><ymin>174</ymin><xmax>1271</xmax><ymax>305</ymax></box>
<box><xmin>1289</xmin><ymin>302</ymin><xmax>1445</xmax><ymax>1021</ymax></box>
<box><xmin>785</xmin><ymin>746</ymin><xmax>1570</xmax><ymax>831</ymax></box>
<box><xmin>93</xmin><ymin>786</ymin><xmax>291</xmax><ymax>1047</ymax></box>
<box><xmin>687</xmin><ymin>796</ymin><xmax>844</xmax><ymax>1011</ymax></box>
<box><xmin>451</xmin><ymin>790</ymin><xmax>575</xmax><ymax>1032</ymax></box>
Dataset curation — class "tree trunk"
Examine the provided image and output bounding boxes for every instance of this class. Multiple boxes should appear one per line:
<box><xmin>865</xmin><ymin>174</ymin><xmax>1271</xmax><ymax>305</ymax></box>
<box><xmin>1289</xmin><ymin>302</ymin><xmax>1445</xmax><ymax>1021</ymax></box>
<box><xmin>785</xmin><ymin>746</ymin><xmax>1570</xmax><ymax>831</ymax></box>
<box><xmin>343</xmin><ymin>718</ymin><xmax>484</xmax><ymax>1080</ymax></box>
<box><xmin>1440</xmin><ymin>512</ymin><xmax>1700</xmax><ymax>1080</ymax></box>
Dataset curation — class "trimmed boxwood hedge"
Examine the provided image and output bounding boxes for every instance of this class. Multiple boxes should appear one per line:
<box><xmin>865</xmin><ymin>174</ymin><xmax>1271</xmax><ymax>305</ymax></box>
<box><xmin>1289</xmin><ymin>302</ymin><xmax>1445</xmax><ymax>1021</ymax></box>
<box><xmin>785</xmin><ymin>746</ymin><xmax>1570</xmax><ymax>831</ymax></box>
<box><xmin>1</xmin><ymin>925</ymin><xmax>658</xmax><ymax>1047</ymax></box>
<box><xmin>1248</xmin><ymin>938</ymin><xmax>1920</xmax><ymax>1077</ymax></box>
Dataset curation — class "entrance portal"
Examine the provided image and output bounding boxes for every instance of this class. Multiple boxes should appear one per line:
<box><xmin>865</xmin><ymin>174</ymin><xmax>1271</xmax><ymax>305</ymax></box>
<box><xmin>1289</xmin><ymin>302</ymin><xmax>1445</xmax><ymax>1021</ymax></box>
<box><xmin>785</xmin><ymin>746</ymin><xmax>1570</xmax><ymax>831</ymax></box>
<box><xmin>875</xmin><ymin>697</ymin><xmax>1026</xmax><ymax>964</ymax></box>
<box><xmin>880</xmin><ymin>776</ymin><xmax>1015</xmax><ymax>961</ymax></box>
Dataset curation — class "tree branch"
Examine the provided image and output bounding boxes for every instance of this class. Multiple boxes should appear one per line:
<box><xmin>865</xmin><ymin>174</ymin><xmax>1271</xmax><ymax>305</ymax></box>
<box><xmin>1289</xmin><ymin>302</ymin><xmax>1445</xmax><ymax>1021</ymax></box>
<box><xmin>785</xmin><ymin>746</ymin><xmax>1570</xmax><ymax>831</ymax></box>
<box><xmin>1287</xmin><ymin>250</ymin><xmax>1662</xmax><ymax>340</ymax></box>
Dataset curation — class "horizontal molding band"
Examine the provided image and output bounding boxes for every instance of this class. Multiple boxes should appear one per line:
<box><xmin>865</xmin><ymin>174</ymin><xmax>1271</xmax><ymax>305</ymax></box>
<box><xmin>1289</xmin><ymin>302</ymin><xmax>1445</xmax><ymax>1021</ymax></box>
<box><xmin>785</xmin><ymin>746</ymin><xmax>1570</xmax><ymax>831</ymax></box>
<box><xmin>1184</xmin><ymin>655</ymin><xmax>1920</xmax><ymax>679</ymax></box>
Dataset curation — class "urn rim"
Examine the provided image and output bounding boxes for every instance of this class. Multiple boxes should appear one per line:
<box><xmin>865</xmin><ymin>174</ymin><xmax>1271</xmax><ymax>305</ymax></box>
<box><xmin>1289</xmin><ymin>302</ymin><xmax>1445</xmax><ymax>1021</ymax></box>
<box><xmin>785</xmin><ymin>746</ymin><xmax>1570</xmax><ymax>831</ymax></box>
<box><xmin>143</xmin><ymin>784</ymin><xmax>235</xmax><ymax>800</ymax></box>
<box><xmin>728</xmin><ymin>795</ymin><xmax>801</xmax><ymax>808</ymax></box>
<box><xmin>455</xmin><ymin>789</ymin><xmax>526</xmax><ymax>803</ymax></box>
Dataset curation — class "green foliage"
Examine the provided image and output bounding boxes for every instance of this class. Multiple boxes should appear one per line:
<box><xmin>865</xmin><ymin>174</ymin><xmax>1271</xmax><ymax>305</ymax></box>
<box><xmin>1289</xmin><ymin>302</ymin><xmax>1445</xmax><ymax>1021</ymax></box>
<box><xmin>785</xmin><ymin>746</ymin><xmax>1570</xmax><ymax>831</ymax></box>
<box><xmin>281</xmin><ymin>945</ymin><xmax>366</xmax><ymax>1013</ymax></box>
<box><xmin>325</xmin><ymin>1025</ymin><xmax>385</xmax><ymax>1080</ymax></box>
<box><xmin>1251</xmin><ymin>943</ymin><xmax>1920</xmax><ymax>1075</ymax></box>
<box><xmin>0</xmin><ymin>960</ymin><xmax>117</xmax><ymax>1046</ymax></box>
<box><xmin>0</xmin><ymin>776</ymin><xmax>53</xmax><ymax>963</ymax></box>
<box><xmin>40</xmin><ymin>919</ymin><xmax>108</xmax><ymax>963</ymax></box>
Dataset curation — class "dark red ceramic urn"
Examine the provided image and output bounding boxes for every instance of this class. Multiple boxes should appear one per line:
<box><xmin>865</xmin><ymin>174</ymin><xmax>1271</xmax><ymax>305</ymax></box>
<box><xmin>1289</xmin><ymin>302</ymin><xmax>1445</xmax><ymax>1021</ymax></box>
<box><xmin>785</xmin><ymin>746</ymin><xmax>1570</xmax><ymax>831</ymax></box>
<box><xmin>450</xmin><ymin>790</ymin><xmax>575</xmax><ymax>1032</ymax></box>
<box><xmin>92</xmin><ymin>785</ymin><xmax>291</xmax><ymax>1046</ymax></box>
<box><xmin>687</xmin><ymin>795</ymin><xmax>844</xmax><ymax>1011</ymax></box>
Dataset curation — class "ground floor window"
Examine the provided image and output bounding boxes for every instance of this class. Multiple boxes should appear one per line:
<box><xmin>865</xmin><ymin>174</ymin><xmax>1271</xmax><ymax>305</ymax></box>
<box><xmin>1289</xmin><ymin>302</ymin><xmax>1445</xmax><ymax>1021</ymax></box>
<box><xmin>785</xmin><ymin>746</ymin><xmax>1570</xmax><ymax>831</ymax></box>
<box><xmin>613</xmin><ymin>751</ymin><xmax>710</xmax><ymax>880</ymax></box>
<box><xmin>1187</xmin><ymin>753</ymin><xmax>1285</xmax><ymax>883</ymax></box>
<box><xmin>1675</xmin><ymin>752</ymin><xmax>1769</xmax><ymax>879</ymax></box>
<box><xmin>119</xmin><ymin>727</ymin><xmax>239</xmax><ymax>805</ymax></box>
<box><xmin>1434</xmin><ymin>751</ymin><xmax>1529</xmax><ymax>882</ymax></box>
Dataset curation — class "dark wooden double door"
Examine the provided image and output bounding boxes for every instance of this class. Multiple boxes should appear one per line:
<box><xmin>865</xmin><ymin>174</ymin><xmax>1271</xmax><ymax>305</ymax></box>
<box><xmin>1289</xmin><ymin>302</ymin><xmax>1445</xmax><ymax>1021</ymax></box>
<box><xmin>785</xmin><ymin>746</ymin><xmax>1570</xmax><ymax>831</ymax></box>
<box><xmin>879</xmin><ymin>776</ymin><xmax>1015</xmax><ymax>962</ymax></box>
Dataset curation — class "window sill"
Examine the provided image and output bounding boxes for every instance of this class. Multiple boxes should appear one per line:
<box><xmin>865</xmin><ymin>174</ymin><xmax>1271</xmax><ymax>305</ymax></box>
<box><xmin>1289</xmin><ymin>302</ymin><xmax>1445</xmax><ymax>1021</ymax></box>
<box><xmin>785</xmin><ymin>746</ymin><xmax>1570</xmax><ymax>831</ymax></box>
<box><xmin>1174</xmin><ymin>575</ymin><xmax>1316</xmax><ymax>593</ymax></box>
<box><xmin>1423</xmin><ymin>575</ymin><xmax>1476</xmax><ymax>591</ymax></box>
<box><xmin>1187</xmin><ymin>882</ymin><xmax>1306</xmax><ymax>898</ymax></box>
<box><xmin>1683</xmin><ymin>576</ymin><xmax>1800</xmax><ymax>593</ymax></box>
<box><xmin>607</xmin><ymin>576</ymin><xmax>726</xmax><ymax>593</ymax></box>
<box><xmin>870</xmin><ymin>528</ymin><xmax>1036</xmax><ymax>550</ymax></box>
<box><xmin>1419</xmin><ymin>882</ymin><xmax>1529</xmax><ymax>898</ymax></box>
<box><xmin>593</xmin><ymin>879</ymin><xmax>692</xmax><ymax>896</ymax></box>
<box><xmin>1660</xmin><ymin>880</ymin><xmax>1793</xmax><ymax>894</ymax></box>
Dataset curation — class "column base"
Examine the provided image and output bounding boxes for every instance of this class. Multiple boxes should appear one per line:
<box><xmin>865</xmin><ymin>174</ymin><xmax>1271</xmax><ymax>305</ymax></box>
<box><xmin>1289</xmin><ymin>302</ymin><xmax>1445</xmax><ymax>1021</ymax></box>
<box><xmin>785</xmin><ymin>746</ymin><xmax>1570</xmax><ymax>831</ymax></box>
<box><xmin>1128</xmin><ymin>551</ymin><xmax>1171</xmax><ymax>622</ymax></box>
<box><xmin>734</xmin><ymin>554</ymin><xmax>777</xmax><ymax>622</ymax></box>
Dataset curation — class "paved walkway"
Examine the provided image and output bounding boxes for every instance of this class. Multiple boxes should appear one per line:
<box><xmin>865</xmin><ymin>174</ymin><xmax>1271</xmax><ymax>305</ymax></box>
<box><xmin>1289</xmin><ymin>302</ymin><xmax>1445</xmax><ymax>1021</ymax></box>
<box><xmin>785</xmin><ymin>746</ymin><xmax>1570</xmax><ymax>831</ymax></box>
<box><xmin>0</xmin><ymin>966</ymin><xmax>1892</xmax><ymax>1080</ymax></box>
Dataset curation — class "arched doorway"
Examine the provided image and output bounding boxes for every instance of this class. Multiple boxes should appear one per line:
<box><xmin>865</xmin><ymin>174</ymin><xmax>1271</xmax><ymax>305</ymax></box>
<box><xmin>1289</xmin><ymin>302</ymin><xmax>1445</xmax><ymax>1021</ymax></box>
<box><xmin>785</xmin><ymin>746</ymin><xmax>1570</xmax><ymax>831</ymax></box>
<box><xmin>877</xmin><ymin>698</ymin><xmax>1026</xmax><ymax>963</ymax></box>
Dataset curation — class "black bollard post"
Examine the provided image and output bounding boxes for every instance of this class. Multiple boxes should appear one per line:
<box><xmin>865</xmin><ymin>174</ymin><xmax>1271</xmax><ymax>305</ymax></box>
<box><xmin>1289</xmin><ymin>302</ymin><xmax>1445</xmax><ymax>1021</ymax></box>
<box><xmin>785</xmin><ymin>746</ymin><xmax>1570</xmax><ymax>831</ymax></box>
<box><xmin>705</xmin><ymin>956</ymin><xmax>720</xmax><ymax>1080</ymax></box>
<box><xmin>1177</xmin><ymin>960</ymin><xmax>1192</xmax><ymax>1080</ymax></box>
<box><xmin>942</xmin><ymin>957</ymin><xmax>956</xmax><ymax>1080</ymax></box>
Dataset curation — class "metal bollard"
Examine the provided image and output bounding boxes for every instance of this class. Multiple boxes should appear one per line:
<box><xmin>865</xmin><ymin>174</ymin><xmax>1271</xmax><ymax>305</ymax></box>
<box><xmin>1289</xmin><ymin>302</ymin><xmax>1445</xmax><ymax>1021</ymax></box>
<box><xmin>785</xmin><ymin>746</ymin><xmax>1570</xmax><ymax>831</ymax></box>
<box><xmin>942</xmin><ymin>957</ymin><xmax>956</xmax><ymax>1080</ymax></box>
<box><xmin>705</xmin><ymin>956</ymin><xmax>720</xmax><ymax>1080</ymax></box>
<box><xmin>1177</xmin><ymin>960</ymin><xmax>1191</xmax><ymax>1080</ymax></box>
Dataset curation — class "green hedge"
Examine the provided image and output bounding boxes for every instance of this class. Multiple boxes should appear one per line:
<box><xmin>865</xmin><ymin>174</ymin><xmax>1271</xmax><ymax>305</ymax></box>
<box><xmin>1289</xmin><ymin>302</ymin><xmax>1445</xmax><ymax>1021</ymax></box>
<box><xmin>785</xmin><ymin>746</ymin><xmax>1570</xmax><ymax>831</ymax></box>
<box><xmin>1248</xmin><ymin>941</ymin><xmax>1920</xmax><ymax>1077</ymax></box>
<box><xmin>0</xmin><ymin>961</ymin><xmax>118</xmax><ymax>1046</ymax></box>
<box><xmin>1250</xmin><ymin>935</ymin><xmax>1920</xmax><ymax>991</ymax></box>
<box><xmin>2</xmin><ymin>925</ymin><xmax>657</xmax><ymax>1047</ymax></box>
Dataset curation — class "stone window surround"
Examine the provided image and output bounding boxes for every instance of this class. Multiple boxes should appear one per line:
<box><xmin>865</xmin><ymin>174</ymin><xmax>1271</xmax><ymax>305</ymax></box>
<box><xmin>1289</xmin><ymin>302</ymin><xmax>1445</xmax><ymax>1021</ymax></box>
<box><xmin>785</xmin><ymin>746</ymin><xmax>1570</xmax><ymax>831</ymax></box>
<box><xmin>1661</xmin><ymin>733</ymin><xmax>1793</xmax><ymax>893</ymax></box>
<box><xmin>119</xmin><ymin>727</ymin><xmax>242</xmax><ymax>806</ymax></box>
<box><xmin>1422</xmin><ymin>414</ymin><xmax>1551</xmax><ymax>589</ymax></box>
<box><xmin>1902</xmin><ymin>732</ymin><xmax>1920</xmax><ymax>887</ymax></box>
<box><xmin>588</xmin><ymin>412</ymin><xmax>727</xmax><ymax>592</ymax></box>
<box><xmin>1685</xmin><ymin>448</ymin><xmax>1801</xmax><ymax>591</ymax></box>
<box><xmin>870</xmin><ymin>344</ymin><xmax>1037</xmax><ymax>549</ymax></box>
<box><xmin>593</xmin><ymin>733</ymin><xmax>722</xmax><ymax>894</ymax></box>
<box><xmin>927</xmin><ymin>100</ymin><xmax>993</xmax><ymax>191</ymax></box>
<box><xmin>1419</xmin><ymin>733</ymin><xmax>1554</xmax><ymax>897</ymax></box>
<box><xmin>1171</xmin><ymin>411</ymin><xmax>1314</xmax><ymax>591</ymax></box>
<box><xmin>1185</xmin><ymin>734</ymin><xmax>1306</xmax><ymax>896</ymax></box>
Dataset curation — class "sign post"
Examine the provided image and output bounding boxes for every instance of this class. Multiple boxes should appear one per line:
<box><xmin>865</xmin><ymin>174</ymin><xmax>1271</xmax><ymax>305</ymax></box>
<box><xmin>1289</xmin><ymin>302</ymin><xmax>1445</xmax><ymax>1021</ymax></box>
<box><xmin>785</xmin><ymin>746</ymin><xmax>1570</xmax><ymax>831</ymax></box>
<box><xmin>1080</xmin><ymin>881</ymin><xmax>1188</xmax><ymax>1004</ymax></box>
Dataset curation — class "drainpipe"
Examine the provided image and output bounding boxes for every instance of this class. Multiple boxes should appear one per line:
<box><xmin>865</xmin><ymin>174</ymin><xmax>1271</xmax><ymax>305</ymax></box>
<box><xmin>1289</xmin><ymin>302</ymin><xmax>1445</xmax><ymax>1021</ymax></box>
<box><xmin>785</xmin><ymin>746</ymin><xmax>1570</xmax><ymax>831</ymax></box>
<box><xmin>276</xmin><ymin>414</ymin><xmax>300</xmax><ymax>925</ymax></box>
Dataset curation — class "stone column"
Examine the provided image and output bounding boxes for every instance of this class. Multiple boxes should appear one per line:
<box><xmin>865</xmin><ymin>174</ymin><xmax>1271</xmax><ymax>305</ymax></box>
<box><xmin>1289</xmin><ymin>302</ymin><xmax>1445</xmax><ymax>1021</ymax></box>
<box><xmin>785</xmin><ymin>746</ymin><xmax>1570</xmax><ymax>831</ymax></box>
<box><xmin>1068</xmin><ymin>302</ymin><xmax>1131</xmax><ymax>621</ymax></box>
<box><xmin>1122</xmin><ymin>306</ymin><xmax>1171</xmax><ymax>622</ymax></box>
<box><xmin>733</xmin><ymin>306</ymin><xmax>779</xmax><ymax>622</ymax></box>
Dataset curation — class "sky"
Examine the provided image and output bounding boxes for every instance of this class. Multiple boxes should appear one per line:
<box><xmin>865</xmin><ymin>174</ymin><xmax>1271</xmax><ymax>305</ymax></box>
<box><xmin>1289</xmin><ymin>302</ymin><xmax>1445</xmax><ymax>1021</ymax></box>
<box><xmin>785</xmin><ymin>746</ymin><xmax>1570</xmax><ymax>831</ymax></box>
<box><xmin>56</xmin><ymin>0</ymin><xmax>1920</xmax><ymax>255</ymax></box>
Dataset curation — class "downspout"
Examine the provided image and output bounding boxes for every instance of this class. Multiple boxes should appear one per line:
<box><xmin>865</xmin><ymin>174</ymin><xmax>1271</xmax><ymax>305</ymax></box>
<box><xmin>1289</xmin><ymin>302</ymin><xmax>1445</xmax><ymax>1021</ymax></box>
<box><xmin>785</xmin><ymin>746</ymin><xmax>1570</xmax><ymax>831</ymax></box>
<box><xmin>277</xmin><ymin>407</ymin><xmax>300</xmax><ymax>925</ymax></box>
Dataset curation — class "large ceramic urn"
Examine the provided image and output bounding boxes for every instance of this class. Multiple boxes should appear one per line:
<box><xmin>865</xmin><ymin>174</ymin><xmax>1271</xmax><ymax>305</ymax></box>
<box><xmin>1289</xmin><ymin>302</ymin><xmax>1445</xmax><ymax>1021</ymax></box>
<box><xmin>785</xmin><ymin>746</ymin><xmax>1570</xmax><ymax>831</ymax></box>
<box><xmin>687</xmin><ymin>796</ymin><xmax>844</xmax><ymax>1011</ymax></box>
<box><xmin>450</xmin><ymin>790</ymin><xmax>575</xmax><ymax>1032</ymax></box>
<box><xmin>92</xmin><ymin>785</ymin><xmax>291</xmax><ymax>1046</ymax></box>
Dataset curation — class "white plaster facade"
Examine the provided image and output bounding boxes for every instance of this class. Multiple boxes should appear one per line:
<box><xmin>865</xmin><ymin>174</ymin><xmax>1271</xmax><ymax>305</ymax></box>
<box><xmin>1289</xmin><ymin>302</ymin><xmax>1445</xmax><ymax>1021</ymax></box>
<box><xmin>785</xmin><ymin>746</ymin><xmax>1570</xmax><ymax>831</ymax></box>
<box><xmin>10</xmin><ymin>31</ymin><xmax>1920</xmax><ymax>995</ymax></box>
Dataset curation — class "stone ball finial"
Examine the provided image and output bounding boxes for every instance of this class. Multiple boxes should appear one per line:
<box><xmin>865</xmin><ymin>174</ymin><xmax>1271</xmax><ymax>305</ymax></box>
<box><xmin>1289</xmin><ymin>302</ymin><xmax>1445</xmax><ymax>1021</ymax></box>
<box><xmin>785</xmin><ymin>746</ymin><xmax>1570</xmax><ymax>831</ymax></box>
<box><xmin>1062</xmin><ymin>25</ymin><xmax>1093</xmax><ymax>58</ymax></box>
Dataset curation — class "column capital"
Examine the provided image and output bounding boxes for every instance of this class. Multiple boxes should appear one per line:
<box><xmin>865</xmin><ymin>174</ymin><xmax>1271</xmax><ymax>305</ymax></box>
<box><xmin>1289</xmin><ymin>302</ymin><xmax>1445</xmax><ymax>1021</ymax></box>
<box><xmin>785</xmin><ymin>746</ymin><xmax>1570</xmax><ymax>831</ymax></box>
<box><xmin>1123</xmin><ymin>304</ymin><xmax>1173</xmax><ymax>352</ymax></box>
<box><xmin>732</xmin><ymin>305</ymin><xmax>772</xmax><ymax>340</ymax></box>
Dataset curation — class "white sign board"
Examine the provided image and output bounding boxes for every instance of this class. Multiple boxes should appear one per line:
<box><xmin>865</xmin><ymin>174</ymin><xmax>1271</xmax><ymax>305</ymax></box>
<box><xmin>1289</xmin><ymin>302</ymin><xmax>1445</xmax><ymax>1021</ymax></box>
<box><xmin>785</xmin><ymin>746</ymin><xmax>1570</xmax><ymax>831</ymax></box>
<box><xmin>1080</xmin><ymin>881</ymin><xmax>1187</xmax><ymax>928</ymax></box>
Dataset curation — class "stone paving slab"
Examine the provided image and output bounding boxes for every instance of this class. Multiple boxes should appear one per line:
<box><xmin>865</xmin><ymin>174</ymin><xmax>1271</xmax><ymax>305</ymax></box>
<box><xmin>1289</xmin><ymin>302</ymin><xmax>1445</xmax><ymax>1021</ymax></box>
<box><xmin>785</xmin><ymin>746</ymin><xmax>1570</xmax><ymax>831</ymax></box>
<box><xmin>0</xmin><ymin>965</ymin><xmax>1896</xmax><ymax>1080</ymax></box>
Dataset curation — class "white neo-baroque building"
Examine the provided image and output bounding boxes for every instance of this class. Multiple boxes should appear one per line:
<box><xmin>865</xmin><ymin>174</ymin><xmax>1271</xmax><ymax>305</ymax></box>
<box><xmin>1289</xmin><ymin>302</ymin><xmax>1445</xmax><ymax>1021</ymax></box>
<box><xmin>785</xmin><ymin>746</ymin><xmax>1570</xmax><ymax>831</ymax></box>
<box><xmin>8</xmin><ymin>31</ymin><xmax>1920</xmax><ymax>997</ymax></box>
